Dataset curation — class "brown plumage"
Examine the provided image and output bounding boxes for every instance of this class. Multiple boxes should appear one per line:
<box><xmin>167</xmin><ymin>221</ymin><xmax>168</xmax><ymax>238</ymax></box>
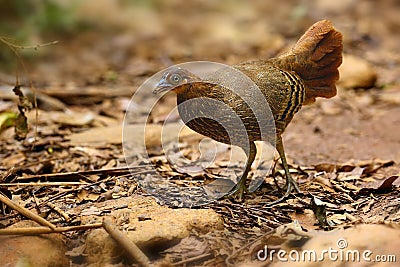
<box><xmin>154</xmin><ymin>20</ymin><xmax>343</xmax><ymax>202</ymax></box>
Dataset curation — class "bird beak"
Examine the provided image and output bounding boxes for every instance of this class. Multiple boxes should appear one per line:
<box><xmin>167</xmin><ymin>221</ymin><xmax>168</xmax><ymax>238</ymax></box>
<box><xmin>153</xmin><ymin>80</ymin><xmax>172</xmax><ymax>94</ymax></box>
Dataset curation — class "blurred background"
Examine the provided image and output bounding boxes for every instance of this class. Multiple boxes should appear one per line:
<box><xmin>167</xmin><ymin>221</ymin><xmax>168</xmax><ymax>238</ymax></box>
<box><xmin>0</xmin><ymin>0</ymin><xmax>399</xmax><ymax>88</ymax></box>
<box><xmin>0</xmin><ymin>0</ymin><xmax>399</xmax><ymax>165</ymax></box>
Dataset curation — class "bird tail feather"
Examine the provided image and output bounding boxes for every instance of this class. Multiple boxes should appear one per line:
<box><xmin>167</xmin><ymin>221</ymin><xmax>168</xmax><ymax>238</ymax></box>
<box><xmin>271</xmin><ymin>20</ymin><xmax>343</xmax><ymax>104</ymax></box>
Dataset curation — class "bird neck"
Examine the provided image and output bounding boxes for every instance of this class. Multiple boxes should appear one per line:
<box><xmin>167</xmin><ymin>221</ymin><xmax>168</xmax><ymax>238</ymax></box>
<box><xmin>175</xmin><ymin>82</ymin><xmax>209</xmax><ymax>102</ymax></box>
<box><xmin>173</xmin><ymin>83</ymin><xmax>191</xmax><ymax>96</ymax></box>
<box><xmin>175</xmin><ymin>84</ymin><xmax>192</xmax><ymax>105</ymax></box>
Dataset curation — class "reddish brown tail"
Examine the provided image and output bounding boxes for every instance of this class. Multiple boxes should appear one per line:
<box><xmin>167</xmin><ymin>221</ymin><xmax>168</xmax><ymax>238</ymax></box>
<box><xmin>271</xmin><ymin>20</ymin><xmax>343</xmax><ymax>104</ymax></box>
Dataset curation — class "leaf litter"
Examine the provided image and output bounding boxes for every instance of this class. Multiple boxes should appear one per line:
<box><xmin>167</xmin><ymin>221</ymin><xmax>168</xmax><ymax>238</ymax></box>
<box><xmin>1</xmin><ymin>1</ymin><xmax>400</xmax><ymax>266</ymax></box>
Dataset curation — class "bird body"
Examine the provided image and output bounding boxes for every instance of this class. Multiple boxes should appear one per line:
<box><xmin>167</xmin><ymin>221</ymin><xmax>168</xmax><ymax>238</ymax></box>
<box><xmin>174</xmin><ymin>64</ymin><xmax>304</xmax><ymax>145</ymax></box>
<box><xmin>154</xmin><ymin>20</ymin><xmax>343</xmax><ymax>202</ymax></box>
<box><xmin>233</xmin><ymin>62</ymin><xmax>306</xmax><ymax>136</ymax></box>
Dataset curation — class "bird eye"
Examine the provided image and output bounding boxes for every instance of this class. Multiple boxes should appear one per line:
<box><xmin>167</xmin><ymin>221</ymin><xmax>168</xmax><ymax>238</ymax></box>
<box><xmin>170</xmin><ymin>73</ymin><xmax>181</xmax><ymax>84</ymax></box>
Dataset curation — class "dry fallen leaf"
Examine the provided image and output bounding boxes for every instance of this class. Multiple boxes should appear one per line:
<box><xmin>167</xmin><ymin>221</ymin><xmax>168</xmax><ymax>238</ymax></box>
<box><xmin>358</xmin><ymin>175</ymin><xmax>399</xmax><ymax>195</ymax></box>
<box><xmin>161</xmin><ymin>236</ymin><xmax>209</xmax><ymax>260</ymax></box>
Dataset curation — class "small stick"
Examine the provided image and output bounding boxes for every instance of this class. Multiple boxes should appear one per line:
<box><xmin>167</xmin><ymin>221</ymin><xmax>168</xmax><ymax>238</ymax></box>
<box><xmin>0</xmin><ymin>182</ymin><xmax>87</xmax><ymax>186</ymax></box>
<box><xmin>102</xmin><ymin>217</ymin><xmax>151</xmax><ymax>267</ymax></box>
<box><xmin>0</xmin><ymin>223</ymin><xmax>102</xmax><ymax>235</ymax></box>
<box><xmin>37</xmin><ymin>169</ymin><xmax>150</xmax><ymax>207</ymax></box>
<box><xmin>15</xmin><ymin>166</ymin><xmax>149</xmax><ymax>182</ymax></box>
<box><xmin>2</xmin><ymin>158</ymin><xmax>66</xmax><ymax>182</ymax></box>
<box><xmin>0</xmin><ymin>193</ymin><xmax>56</xmax><ymax>230</ymax></box>
<box><xmin>31</xmin><ymin>191</ymin><xmax>41</xmax><ymax>215</ymax></box>
<box><xmin>38</xmin><ymin>178</ymin><xmax>114</xmax><ymax>207</ymax></box>
<box><xmin>47</xmin><ymin>202</ymin><xmax>71</xmax><ymax>222</ymax></box>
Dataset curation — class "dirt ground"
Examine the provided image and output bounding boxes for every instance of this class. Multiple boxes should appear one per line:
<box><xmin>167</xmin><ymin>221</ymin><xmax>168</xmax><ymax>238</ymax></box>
<box><xmin>0</xmin><ymin>1</ymin><xmax>399</xmax><ymax>266</ymax></box>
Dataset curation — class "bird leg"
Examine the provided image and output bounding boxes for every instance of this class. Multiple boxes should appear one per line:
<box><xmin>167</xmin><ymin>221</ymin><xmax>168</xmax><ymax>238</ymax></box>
<box><xmin>262</xmin><ymin>136</ymin><xmax>301</xmax><ymax>206</ymax></box>
<box><xmin>225</xmin><ymin>141</ymin><xmax>257</xmax><ymax>201</ymax></box>
<box><xmin>277</xmin><ymin>135</ymin><xmax>301</xmax><ymax>191</ymax></box>
<box><xmin>225</xmin><ymin>137</ymin><xmax>300</xmax><ymax>204</ymax></box>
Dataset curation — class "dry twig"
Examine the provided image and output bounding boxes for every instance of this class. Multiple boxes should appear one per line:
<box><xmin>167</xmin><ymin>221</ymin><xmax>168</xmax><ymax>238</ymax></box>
<box><xmin>102</xmin><ymin>217</ymin><xmax>151</xmax><ymax>267</ymax></box>
<box><xmin>0</xmin><ymin>192</ymin><xmax>56</xmax><ymax>229</ymax></box>
<box><xmin>0</xmin><ymin>223</ymin><xmax>102</xmax><ymax>235</ymax></box>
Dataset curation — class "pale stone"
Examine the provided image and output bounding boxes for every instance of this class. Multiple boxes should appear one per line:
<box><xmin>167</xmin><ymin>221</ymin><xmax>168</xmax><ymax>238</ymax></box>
<box><xmin>338</xmin><ymin>54</ymin><xmax>377</xmax><ymax>89</ymax></box>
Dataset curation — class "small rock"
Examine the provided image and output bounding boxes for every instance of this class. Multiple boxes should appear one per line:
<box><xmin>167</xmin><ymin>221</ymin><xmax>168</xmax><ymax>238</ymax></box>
<box><xmin>338</xmin><ymin>54</ymin><xmax>377</xmax><ymax>89</ymax></box>
<box><xmin>84</xmin><ymin>196</ymin><xmax>223</xmax><ymax>265</ymax></box>
<box><xmin>0</xmin><ymin>221</ymin><xmax>68</xmax><ymax>267</ymax></box>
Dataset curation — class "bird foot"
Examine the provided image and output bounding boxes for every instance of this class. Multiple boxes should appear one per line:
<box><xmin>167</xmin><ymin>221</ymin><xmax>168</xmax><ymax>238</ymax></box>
<box><xmin>288</xmin><ymin>176</ymin><xmax>301</xmax><ymax>193</ymax></box>
<box><xmin>223</xmin><ymin>183</ymin><xmax>249</xmax><ymax>202</ymax></box>
<box><xmin>264</xmin><ymin>182</ymin><xmax>293</xmax><ymax>206</ymax></box>
<box><xmin>264</xmin><ymin>177</ymin><xmax>301</xmax><ymax>206</ymax></box>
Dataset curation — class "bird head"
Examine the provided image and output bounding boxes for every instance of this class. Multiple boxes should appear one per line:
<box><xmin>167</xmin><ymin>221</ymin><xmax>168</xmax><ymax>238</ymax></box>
<box><xmin>153</xmin><ymin>67</ymin><xmax>199</xmax><ymax>94</ymax></box>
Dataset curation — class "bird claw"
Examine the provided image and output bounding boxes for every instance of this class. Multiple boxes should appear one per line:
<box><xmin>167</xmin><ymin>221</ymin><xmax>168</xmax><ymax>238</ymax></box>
<box><xmin>223</xmin><ymin>176</ymin><xmax>301</xmax><ymax>204</ymax></box>
<box><xmin>264</xmin><ymin>177</ymin><xmax>301</xmax><ymax>206</ymax></box>
<box><xmin>221</xmin><ymin>159</ymin><xmax>301</xmax><ymax>204</ymax></box>
<box><xmin>287</xmin><ymin>174</ymin><xmax>301</xmax><ymax>193</ymax></box>
<box><xmin>223</xmin><ymin>183</ymin><xmax>249</xmax><ymax>202</ymax></box>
